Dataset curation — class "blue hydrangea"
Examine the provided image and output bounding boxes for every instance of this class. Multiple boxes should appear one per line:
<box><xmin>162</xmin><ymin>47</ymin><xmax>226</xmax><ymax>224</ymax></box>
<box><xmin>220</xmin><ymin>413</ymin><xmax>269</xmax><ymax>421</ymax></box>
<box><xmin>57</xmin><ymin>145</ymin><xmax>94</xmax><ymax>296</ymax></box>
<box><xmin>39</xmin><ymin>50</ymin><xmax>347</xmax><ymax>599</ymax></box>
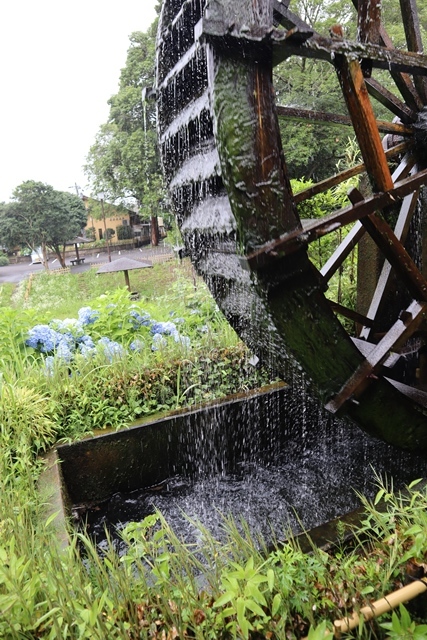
<box><xmin>151</xmin><ymin>333</ymin><xmax>168</xmax><ymax>350</ymax></box>
<box><xmin>78</xmin><ymin>307</ymin><xmax>100</xmax><ymax>326</ymax></box>
<box><xmin>78</xmin><ymin>342</ymin><xmax>96</xmax><ymax>358</ymax></box>
<box><xmin>26</xmin><ymin>325</ymin><xmax>61</xmax><ymax>353</ymax></box>
<box><xmin>76</xmin><ymin>334</ymin><xmax>96</xmax><ymax>358</ymax></box>
<box><xmin>97</xmin><ymin>337</ymin><xmax>125</xmax><ymax>361</ymax></box>
<box><xmin>174</xmin><ymin>334</ymin><xmax>191</xmax><ymax>348</ymax></box>
<box><xmin>56</xmin><ymin>341</ymin><xmax>73</xmax><ymax>363</ymax></box>
<box><xmin>50</xmin><ymin>318</ymin><xmax>84</xmax><ymax>336</ymax></box>
<box><xmin>130</xmin><ymin>338</ymin><xmax>145</xmax><ymax>352</ymax></box>
<box><xmin>77</xmin><ymin>335</ymin><xmax>95</xmax><ymax>348</ymax></box>
<box><xmin>44</xmin><ymin>356</ymin><xmax>55</xmax><ymax>376</ymax></box>
<box><xmin>129</xmin><ymin>310</ymin><xmax>151</xmax><ymax>328</ymax></box>
<box><xmin>150</xmin><ymin>321</ymin><xmax>178</xmax><ymax>336</ymax></box>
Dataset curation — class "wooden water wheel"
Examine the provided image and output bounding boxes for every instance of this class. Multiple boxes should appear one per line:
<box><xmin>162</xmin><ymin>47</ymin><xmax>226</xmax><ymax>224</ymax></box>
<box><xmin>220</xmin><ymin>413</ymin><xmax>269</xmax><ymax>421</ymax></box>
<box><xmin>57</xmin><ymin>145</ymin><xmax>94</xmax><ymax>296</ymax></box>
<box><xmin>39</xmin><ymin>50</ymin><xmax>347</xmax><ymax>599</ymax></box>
<box><xmin>156</xmin><ymin>0</ymin><xmax>427</xmax><ymax>451</ymax></box>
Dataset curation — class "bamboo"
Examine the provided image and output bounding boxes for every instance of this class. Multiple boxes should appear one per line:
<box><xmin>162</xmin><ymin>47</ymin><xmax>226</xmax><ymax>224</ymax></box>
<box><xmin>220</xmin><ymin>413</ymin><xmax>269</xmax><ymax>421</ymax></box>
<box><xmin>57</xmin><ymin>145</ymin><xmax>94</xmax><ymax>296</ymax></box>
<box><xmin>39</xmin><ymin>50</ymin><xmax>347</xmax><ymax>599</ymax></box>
<box><xmin>333</xmin><ymin>577</ymin><xmax>427</xmax><ymax>635</ymax></box>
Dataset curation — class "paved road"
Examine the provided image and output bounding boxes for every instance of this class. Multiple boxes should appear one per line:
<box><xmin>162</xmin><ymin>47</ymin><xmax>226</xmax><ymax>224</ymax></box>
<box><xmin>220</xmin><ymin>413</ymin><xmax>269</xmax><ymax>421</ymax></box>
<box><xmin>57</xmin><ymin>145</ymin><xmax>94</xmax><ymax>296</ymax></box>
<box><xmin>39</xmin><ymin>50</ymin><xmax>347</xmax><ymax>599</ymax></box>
<box><xmin>0</xmin><ymin>245</ymin><xmax>174</xmax><ymax>284</ymax></box>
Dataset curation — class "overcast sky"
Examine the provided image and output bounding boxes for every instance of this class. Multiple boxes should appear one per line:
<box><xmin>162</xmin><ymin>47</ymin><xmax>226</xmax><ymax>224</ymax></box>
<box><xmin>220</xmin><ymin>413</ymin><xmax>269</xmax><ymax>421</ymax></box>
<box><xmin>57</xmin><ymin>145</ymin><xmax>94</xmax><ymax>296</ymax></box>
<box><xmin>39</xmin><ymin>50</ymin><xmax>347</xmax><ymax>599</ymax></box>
<box><xmin>0</xmin><ymin>0</ymin><xmax>157</xmax><ymax>203</ymax></box>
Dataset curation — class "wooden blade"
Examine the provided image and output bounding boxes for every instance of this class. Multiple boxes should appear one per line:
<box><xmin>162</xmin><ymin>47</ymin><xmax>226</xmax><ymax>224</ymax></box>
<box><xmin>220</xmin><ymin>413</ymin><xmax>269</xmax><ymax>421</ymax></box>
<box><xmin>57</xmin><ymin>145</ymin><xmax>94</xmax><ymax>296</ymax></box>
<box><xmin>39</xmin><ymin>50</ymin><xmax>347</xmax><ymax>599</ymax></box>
<box><xmin>359</xmin><ymin>187</ymin><xmax>421</xmax><ymax>339</ymax></box>
<box><xmin>325</xmin><ymin>300</ymin><xmax>427</xmax><ymax>414</ymax></box>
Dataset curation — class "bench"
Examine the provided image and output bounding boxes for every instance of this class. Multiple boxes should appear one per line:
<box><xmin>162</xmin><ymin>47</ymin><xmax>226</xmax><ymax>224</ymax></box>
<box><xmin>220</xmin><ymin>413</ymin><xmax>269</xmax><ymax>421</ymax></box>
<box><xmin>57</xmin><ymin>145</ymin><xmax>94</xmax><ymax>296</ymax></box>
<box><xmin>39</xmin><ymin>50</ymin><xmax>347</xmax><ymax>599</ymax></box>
<box><xmin>70</xmin><ymin>258</ymin><xmax>85</xmax><ymax>266</ymax></box>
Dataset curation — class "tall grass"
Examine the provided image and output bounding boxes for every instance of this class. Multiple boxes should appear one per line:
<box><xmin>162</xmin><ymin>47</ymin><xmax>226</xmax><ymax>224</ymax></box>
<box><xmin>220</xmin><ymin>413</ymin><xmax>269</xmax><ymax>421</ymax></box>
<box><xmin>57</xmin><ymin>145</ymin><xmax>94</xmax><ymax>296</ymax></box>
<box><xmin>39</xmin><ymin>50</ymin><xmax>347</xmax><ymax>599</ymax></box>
<box><xmin>2</xmin><ymin>258</ymin><xmax>427</xmax><ymax>638</ymax></box>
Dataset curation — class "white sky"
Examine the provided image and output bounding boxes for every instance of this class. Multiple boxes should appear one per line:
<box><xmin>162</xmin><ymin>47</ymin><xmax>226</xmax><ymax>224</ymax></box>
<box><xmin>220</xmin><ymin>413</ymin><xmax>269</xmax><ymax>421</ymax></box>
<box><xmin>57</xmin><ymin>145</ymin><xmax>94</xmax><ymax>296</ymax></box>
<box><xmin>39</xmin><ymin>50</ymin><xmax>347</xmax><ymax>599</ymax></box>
<box><xmin>0</xmin><ymin>0</ymin><xmax>158</xmax><ymax>203</ymax></box>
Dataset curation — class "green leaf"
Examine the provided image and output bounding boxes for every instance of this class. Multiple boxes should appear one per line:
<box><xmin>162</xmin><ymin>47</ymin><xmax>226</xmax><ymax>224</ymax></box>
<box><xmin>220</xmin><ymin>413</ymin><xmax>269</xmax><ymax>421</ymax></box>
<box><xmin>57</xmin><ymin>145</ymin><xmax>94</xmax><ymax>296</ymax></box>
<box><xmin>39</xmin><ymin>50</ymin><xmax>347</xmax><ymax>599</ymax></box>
<box><xmin>271</xmin><ymin>593</ymin><xmax>282</xmax><ymax>616</ymax></box>
<box><xmin>267</xmin><ymin>568</ymin><xmax>275</xmax><ymax>591</ymax></box>
<box><xmin>214</xmin><ymin>592</ymin><xmax>234</xmax><ymax>608</ymax></box>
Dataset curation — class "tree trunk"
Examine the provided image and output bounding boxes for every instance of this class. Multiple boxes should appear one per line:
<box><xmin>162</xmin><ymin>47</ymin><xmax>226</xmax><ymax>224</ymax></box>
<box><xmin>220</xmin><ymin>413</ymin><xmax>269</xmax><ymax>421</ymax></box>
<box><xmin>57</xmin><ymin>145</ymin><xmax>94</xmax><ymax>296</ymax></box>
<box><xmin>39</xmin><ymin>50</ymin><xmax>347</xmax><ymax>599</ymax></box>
<box><xmin>41</xmin><ymin>242</ymin><xmax>50</xmax><ymax>270</ymax></box>
<box><xmin>150</xmin><ymin>215</ymin><xmax>159</xmax><ymax>246</ymax></box>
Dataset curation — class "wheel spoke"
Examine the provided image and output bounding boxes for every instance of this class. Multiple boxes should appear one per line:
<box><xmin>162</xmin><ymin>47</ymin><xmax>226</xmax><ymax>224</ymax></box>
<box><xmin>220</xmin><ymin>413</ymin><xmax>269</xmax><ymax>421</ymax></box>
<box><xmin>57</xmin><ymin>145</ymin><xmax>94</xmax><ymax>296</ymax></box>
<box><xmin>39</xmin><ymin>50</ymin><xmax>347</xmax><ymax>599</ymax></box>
<box><xmin>325</xmin><ymin>300</ymin><xmax>427</xmax><ymax>414</ymax></box>
<box><xmin>378</xmin><ymin>25</ymin><xmax>423</xmax><ymax>111</ymax></box>
<box><xmin>358</xmin><ymin>187</ymin><xmax>421</xmax><ymax>339</ymax></box>
<box><xmin>321</xmin><ymin>223</ymin><xmax>365</xmax><ymax>282</ymax></box>
<box><xmin>400</xmin><ymin>0</ymin><xmax>427</xmax><ymax>103</ymax></box>
<box><xmin>294</xmin><ymin>142</ymin><xmax>411</xmax><ymax>205</ymax></box>
<box><xmin>276</xmin><ymin>105</ymin><xmax>412</xmax><ymax>135</ymax></box>
<box><xmin>247</xmin><ymin>168</ymin><xmax>427</xmax><ymax>269</ymax></box>
<box><xmin>334</xmin><ymin>56</ymin><xmax>394</xmax><ymax>191</ymax></box>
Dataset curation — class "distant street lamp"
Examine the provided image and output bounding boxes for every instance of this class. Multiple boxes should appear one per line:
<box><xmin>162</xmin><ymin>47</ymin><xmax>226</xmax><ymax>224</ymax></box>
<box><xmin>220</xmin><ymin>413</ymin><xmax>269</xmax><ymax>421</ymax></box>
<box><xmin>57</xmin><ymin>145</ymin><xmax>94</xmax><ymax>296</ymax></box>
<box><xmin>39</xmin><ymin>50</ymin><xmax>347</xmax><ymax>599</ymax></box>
<box><xmin>99</xmin><ymin>194</ymin><xmax>112</xmax><ymax>262</ymax></box>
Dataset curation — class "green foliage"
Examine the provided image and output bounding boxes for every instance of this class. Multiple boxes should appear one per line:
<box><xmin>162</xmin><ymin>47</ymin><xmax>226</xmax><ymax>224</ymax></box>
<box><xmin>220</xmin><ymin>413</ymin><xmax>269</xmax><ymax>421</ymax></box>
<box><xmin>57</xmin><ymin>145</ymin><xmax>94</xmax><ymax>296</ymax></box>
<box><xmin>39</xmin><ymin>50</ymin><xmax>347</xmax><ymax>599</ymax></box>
<box><xmin>0</xmin><ymin>181</ymin><xmax>87</xmax><ymax>268</ymax></box>
<box><xmin>85</xmin><ymin>28</ymin><xmax>166</xmax><ymax>214</ymax></box>
<box><xmin>381</xmin><ymin>604</ymin><xmax>427</xmax><ymax>639</ymax></box>
<box><xmin>116</xmin><ymin>224</ymin><xmax>133</xmax><ymax>240</ymax></box>
<box><xmin>0</xmin><ymin>252</ymin><xmax>9</xmax><ymax>266</ymax></box>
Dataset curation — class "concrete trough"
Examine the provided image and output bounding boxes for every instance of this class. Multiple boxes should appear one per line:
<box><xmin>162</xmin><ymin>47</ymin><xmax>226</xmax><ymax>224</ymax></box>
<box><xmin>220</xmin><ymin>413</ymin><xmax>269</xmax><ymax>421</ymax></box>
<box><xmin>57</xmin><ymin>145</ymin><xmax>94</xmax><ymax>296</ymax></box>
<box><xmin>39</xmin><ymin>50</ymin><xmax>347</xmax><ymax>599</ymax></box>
<box><xmin>48</xmin><ymin>383</ymin><xmax>427</xmax><ymax>549</ymax></box>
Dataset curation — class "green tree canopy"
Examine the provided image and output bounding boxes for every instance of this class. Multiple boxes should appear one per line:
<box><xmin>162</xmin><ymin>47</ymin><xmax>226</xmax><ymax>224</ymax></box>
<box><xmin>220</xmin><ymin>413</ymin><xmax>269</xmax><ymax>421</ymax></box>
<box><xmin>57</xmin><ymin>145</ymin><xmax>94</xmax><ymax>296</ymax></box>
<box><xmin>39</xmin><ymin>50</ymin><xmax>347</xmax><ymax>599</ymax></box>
<box><xmin>84</xmin><ymin>15</ymin><xmax>168</xmax><ymax>244</ymax></box>
<box><xmin>0</xmin><ymin>181</ymin><xmax>87</xmax><ymax>269</ymax></box>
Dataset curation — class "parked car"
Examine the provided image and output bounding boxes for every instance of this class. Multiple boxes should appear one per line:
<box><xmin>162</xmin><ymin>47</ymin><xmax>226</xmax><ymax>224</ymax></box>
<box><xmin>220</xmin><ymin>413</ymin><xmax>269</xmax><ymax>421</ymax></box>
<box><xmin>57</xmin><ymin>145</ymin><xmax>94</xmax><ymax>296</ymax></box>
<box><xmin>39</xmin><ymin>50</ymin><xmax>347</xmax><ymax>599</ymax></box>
<box><xmin>31</xmin><ymin>248</ymin><xmax>43</xmax><ymax>264</ymax></box>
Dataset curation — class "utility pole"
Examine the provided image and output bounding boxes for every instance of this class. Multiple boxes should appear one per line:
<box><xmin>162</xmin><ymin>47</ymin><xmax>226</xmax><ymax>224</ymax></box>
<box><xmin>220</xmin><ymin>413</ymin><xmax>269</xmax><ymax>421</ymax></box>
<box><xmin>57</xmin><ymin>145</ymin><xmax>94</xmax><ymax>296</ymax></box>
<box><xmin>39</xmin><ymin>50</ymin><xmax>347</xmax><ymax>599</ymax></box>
<box><xmin>100</xmin><ymin>196</ymin><xmax>112</xmax><ymax>262</ymax></box>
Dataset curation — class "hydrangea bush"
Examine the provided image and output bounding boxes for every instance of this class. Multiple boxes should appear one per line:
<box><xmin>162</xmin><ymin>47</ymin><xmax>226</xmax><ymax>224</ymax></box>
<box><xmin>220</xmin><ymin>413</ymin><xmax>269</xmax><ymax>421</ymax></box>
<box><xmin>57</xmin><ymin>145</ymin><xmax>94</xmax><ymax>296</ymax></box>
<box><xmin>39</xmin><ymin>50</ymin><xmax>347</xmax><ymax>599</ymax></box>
<box><xmin>25</xmin><ymin>291</ymin><xmax>196</xmax><ymax>370</ymax></box>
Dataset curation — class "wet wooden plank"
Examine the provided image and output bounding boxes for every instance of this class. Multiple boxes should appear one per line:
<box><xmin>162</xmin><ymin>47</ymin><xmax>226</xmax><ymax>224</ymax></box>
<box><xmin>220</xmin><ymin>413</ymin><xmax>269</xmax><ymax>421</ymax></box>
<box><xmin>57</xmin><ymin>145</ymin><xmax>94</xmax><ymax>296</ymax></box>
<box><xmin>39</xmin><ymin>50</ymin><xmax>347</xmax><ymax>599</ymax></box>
<box><xmin>359</xmin><ymin>188</ymin><xmax>420</xmax><ymax>340</ymax></box>
<box><xmin>335</xmin><ymin>56</ymin><xmax>394</xmax><ymax>192</ymax></box>
<box><xmin>294</xmin><ymin>142</ymin><xmax>411</xmax><ymax>205</ymax></box>
<box><xmin>357</xmin><ymin>0</ymin><xmax>382</xmax><ymax>45</ymax></box>
<box><xmin>276</xmin><ymin>105</ymin><xmax>412</xmax><ymax>135</ymax></box>
<box><xmin>246</xmin><ymin>168</ymin><xmax>427</xmax><ymax>268</ymax></box>
<box><xmin>357</xmin><ymin>0</ymin><xmax>382</xmax><ymax>76</ymax></box>
<box><xmin>365</xmin><ymin>77</ymin><xmax>418</xmax><ymax>123</ymax></box>
<box><xmin>325</xmin><ymin>300</ymin><xmax>427</xmax><ymax>413</ymax></box>
<box><xmin>400</xmin><ymin>0</ymin><xmax>427</xmax><ymax>103</ymax></box>
<box><xmin>361</xmin><ymin>205</ymin><xmax>427</xmax><ymax>301</ymax></box>
<box><xmin>328</xmin><ymin>301</ymin><xmax>373</xmax><ymax>327</ymax></box>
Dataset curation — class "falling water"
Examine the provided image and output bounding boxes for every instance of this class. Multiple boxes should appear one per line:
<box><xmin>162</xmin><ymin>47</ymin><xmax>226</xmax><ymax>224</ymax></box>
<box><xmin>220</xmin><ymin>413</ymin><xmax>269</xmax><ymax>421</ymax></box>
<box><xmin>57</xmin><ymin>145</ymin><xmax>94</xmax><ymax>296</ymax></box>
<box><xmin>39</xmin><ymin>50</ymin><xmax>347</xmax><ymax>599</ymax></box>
<box><xmin>72</xmin><ymin>384</ymin><xmax>427</xmax><ymax>555</ymax></box>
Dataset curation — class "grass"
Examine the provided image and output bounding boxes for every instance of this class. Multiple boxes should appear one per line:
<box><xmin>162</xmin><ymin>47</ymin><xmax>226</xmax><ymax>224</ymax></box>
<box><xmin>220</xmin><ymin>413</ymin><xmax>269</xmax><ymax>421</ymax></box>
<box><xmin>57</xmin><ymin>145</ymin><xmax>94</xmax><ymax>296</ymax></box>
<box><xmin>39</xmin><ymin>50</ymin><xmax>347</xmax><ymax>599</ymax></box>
<box><xmin>5</xmin><ymin>256</ymin><xmax>195</xmax><ymax>319</ymax></box>
<box><xmin>1</xmin><ymin>253</ymin><xmax>427</xmax><ymax>638</ymax></box>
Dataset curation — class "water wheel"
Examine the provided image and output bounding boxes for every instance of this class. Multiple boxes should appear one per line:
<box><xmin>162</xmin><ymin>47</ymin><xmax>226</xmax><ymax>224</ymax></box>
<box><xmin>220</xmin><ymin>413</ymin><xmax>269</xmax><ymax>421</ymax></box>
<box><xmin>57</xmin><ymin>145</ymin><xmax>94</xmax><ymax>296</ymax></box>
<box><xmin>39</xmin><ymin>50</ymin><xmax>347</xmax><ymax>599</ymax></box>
<box><xmin>156</xmin><ymin>0</ymin><xmax>427</xmax><ymax>451</ymax></box>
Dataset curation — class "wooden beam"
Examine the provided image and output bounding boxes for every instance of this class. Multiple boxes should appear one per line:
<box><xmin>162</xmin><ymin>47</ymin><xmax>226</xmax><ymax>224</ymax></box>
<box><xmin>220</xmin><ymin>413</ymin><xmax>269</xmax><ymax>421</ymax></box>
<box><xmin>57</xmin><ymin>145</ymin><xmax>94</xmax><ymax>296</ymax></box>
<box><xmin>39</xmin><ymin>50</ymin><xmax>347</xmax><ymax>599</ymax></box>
<box><xmin>276</xmin><ymin>105</ymin><xmax>412</xmax><ymax>135</ymax></box>
<box><xmin>246</xmin><ymin>168</ymin><xmax>427</xmax><ymax>269</ymax></box>
<box><xmin>321</xmin><ymin>222</ymin><xmax>365</xmax><ymax>282</ymax></box>
<box><xmin>365</xmin><ymin>77</ymin><xmax>418</xmax><ymax>123</ymax></box>
<box><xmin>359</xmin><ymin>188</ymin><xmax>420</xmax><ymax>339</ymax></box>
<box><xmin>334</xmin><ymin>56</ymin><xmax>394</xmax><ymax>192</ymax></box>
<box><xmin>357</xmin><ymin>0</ymin><xmax>382</xmax><ymax>77</ymax></box>
<box><xmin>325</xmin><ymin>300</ymin><xmax>427</xmax><ymax>413</ymax></box>
<box><xmin>378</xmin><ymin>24</ymin><xmax>423</xmax><ymax>112</ymax></box>
<box><xmin>270</xmin><ymin>30</ymin><xmax>427</xmax><ymax>77</ymax></box>
<box><xmin>399</xmin><ymin>0</ymin><xmax>427</xmax><ymax>103</ymax></box>
<box><xmin>328</xmin><ymin>300</ymin><xmax>373</xmax><ymax>327</ymax></box>
<box><xmin>361</xmin><ymin>205</ymin><xmax>427</xmax><ymax>301</ymax></box>
<box><xmin>294</xmin><ymin>142</ymin><xmax>411</xmax><ymax>204</ymax></box>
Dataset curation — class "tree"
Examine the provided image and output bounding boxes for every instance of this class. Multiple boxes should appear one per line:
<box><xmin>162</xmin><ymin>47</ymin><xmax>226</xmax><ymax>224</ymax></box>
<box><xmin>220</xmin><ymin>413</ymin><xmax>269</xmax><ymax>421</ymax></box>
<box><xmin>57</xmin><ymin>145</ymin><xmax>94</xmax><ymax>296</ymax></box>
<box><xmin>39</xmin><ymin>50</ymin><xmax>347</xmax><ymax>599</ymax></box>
<box><xmin>0</xmin><ymin>181</ymin><xmax>87</xmax><ymax>269</ymax></box>
<box><xmin>85</xmin><ymin>15</ymin><xmax>168</xmax><ymax>246</ymax></box>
